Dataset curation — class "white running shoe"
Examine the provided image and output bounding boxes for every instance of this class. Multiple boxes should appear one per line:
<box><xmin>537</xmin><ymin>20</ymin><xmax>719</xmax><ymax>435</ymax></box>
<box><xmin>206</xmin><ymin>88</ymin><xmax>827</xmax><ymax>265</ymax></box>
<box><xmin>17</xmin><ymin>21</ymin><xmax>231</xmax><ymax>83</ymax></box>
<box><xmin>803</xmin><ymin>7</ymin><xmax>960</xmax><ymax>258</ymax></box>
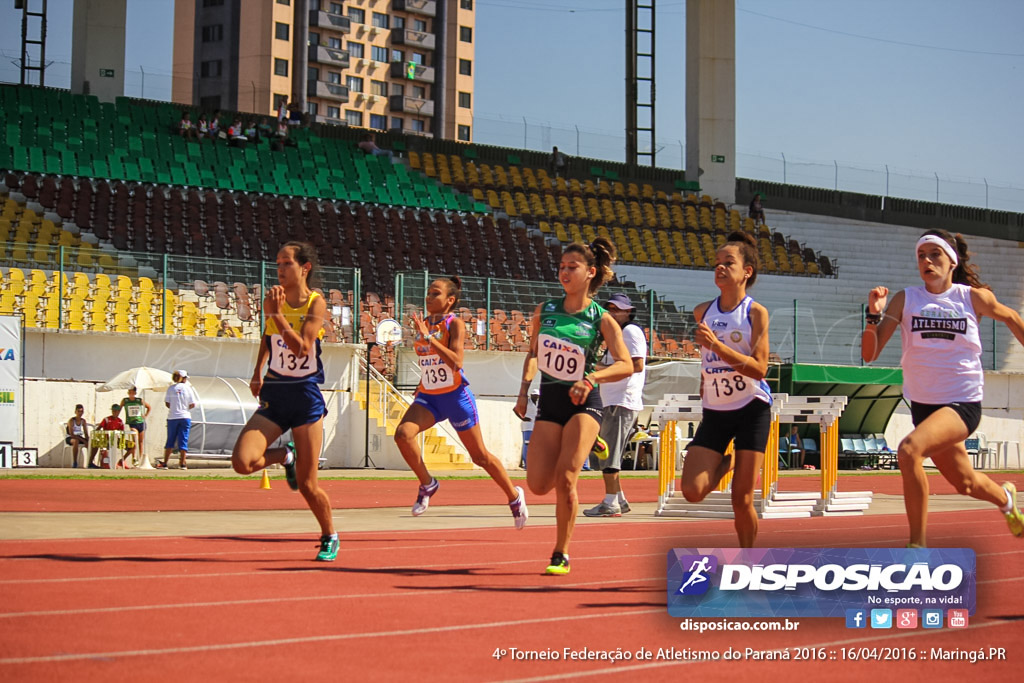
<box><xmin>510</xmin><ymin>486</ymin><xmax>528</xmax><ymax>530</ymax></box>
<box><xmin>412</xmin><ymin>478</ymin><xmax>440</xmax><ymax>516</ymax></box>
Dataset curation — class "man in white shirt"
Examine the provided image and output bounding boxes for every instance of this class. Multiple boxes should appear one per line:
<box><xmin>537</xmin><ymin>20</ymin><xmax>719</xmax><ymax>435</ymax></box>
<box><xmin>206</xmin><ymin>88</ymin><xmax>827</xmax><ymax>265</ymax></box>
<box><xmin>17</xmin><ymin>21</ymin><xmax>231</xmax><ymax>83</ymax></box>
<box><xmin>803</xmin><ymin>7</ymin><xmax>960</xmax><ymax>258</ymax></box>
<box><xmin>584</xmin><ymin>294</ymin><xmax>647</xmax><ymax>517</ymax></box>
<box><xmin>161</xmin><ymin>370</ymin><xmax>198</xmax><ymax>470</ymax></box>
<box><xmin>519</xmin><ymin>388</ymin><xmax>539</xmax><ymax>468</ymax></box>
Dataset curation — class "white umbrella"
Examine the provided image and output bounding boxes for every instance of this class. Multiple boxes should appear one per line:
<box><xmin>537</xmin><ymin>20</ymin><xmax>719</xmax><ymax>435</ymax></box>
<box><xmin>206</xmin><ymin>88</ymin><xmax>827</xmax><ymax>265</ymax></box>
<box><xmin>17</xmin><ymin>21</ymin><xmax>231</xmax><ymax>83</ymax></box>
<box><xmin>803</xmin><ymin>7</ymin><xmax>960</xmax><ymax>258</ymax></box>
<box><xmin>96</xmin><ymin>366</ymin><xmax>175</xmax><ymax>393</ymax></box>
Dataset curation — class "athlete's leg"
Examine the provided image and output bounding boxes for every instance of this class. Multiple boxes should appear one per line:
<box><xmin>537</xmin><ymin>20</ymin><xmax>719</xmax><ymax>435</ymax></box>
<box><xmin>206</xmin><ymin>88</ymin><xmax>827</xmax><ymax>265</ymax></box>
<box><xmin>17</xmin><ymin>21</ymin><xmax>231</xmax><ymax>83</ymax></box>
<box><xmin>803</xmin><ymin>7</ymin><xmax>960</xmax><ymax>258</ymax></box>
<box><xmin>231</xmin><ymin>413</ymin><xmax>286</xmax><ymax>474</ymax></box>
<box><xmin>291</xmin><ymin>418</ymin><xmax>334</xmax><ymax>537</ymax></box>
<box><xmin>680</xmin><ymin>446</ymin><xmax>731</xmax><ymax>503</ymax></box>
<box><xmin>930</xmin><ymin>443</ymin><xmax>1011</xmax><ymax>505</ymax></box>
<box><xmin>553</xmin><ymin>413</ymin><xmax>601</xmax><ymax>554</ymax></box>
<box><xmin>525</xmin><ymin>421</ymin><xmax>563</xmax><ymax>496</ymax></box>
<box><xmin>394</xmin><ymin>403</ymin><xmax>438</xmax><ymax>486</ymax></box>
<box><xmin>897</xmin><ymin>407</ymin><xmax>970</xmax><ymax>547</ymax></box>
<box><xmin>457</xmin><ymin>425</ymin><xmax>518</xmax><ymax>501</ymax></box>
<box><xmin>730</xmin><ymin>449</ymin><xmax>765</xmax><ymax>547</ymax></box>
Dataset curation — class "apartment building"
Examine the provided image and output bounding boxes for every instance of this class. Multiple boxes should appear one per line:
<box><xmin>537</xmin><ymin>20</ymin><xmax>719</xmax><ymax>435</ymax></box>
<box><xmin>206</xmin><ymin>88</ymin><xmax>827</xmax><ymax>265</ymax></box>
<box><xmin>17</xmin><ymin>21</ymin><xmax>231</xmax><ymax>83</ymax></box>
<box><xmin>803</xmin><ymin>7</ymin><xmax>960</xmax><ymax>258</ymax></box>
<box><xmin>172</xmin><ymin>0</ymin><xmax>475</xmax><ymax>140</ymax></box>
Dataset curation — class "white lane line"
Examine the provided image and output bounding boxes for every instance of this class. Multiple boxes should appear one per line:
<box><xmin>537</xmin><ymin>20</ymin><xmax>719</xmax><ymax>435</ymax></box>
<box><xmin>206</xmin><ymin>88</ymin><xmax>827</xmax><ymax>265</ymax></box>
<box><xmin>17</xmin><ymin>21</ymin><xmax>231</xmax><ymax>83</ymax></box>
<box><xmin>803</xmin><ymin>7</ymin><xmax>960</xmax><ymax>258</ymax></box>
<box><xmin>0</xmin><ymin>577</ymin><xmax>661</xmax><ymax>619</ymax></box>
<box><xmin>1</xmin><ymin>536</ymin><xmax>1020</xmax><ymax>586</ymax></box>
<box><xmin>0</xmin><ymin>607</ymin><xmax>667</xmax><ymax>665</ymax></box>
<box><xmin>489</xmin><ymin>620</ymin><xmax>1014</xmax><ymax>683</ymax></box>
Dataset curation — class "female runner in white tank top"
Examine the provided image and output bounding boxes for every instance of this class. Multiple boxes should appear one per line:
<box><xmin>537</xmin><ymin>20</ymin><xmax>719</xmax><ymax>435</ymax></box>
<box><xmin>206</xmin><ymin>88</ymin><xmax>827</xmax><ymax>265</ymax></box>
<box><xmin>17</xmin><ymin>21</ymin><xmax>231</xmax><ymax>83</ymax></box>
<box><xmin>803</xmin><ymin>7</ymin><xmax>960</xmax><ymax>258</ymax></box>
<box><xmin>681</xmin><ymin>231</ymin><xmax>772</xmax><ymax>548</ymax></box>
<box><xmin>861</xmin><ymin>229</ymin><xmax>1024</xmax><ymax>547</ymax></box>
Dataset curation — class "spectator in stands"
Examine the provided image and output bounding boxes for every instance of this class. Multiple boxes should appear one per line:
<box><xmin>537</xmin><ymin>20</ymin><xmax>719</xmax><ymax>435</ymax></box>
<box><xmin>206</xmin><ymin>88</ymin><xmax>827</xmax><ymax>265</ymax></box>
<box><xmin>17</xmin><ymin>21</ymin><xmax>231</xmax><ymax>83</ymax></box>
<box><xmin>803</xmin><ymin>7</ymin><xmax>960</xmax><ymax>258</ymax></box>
<box><xmin>89</xmin><ymin>404</ymin><xmax>135</xmax><ymax>468</ymax></box>
<box><xmin>218</xmin><ymin>320</ymin><xmax>238</xmax><ymax>338</ymax></box>
<box><xmin>277</xmin><ymin>99</ymin><xmax>288</xmax><ymax>124</ymax></box>
<box><xmin>519</xmin><ymin>388</ymin><xmax>539</xmax><ymax>468</ymax></box>
<box><xmin>272</xmin><ymin>120</ymin><xmax>291</xmax><ymax>151</ymax></box>
<box><xmin>513</xmin><ymin>238</ymin><xmax>634</xmax><ymax>575</ymax></box>
<box><xmin>120</xmin><ymin>387</ymin><xmax>151</xmax><ymax>467</ymax></box>
<box><xmin>258</xmin><ymin>117</ymin><xmax>275</xmax><ymax>140</ymax></box>
<box><xmin>861</xmin><ymin>228</ymin><xmax>1024</xmax><ymax>547</ymax></box>
<box><xmin>196</xmin><ymin>114</ymin><xmax>209</xmax><ymax>140</ymax></box>
<box><xmin>160</xmin><ymin>370</ymin><xmax>197</xmax><ymax>470</ymax></box>
<box><xmin>288</xmin><ymin>100</ymin><xmax>305</xmax><ymax>126</ymax></box>
<box><xmin>789</xmin><ymin>424</ymin><xmax>805</xmax><ymax>469</ymax></box>
<box><xmin>358</xmin><ymin>133</ymin><xmax>394</xmax><ymax>160</ymax></box>
<box><xmin>66</xmin><ymin>404</ymin><xmax>89</xmax><ymax>468</ymax></box>
<box><xmin>244</xmin><ymin>120</ymin><xmax>259</xmax><ymax>144</ymax></box>
<box><xmin>680</xmin><ymin>231</ymin><xmax>772</xmax><ymax>548</ymax></box>
<box><xmin>583</xmin><ymin>293</ymin><xmax>647</xmax><ymax>518</ymax></box>
<box><xmin>229</xmin><ymin>119</ymin><xmax>247</xmax><ymax>148</ymax></box>
<box><xmin>550</xmin><ymin>146</ymin><xmax>567</xmax><ymax>178</ymax></box>
<box><xmin>210</xmin><ymin>111</ymin><xmax>222</xmax><ymax>140</ymax></box>
<box><xmin>748</xmin><ymin>193</ymin><xmax>766</xmax><ymax>227</ymax></box>
<box><xmin>179</xmin><ymin>111</ymin><xmax>196</xmax><ymax>140</ymax></box>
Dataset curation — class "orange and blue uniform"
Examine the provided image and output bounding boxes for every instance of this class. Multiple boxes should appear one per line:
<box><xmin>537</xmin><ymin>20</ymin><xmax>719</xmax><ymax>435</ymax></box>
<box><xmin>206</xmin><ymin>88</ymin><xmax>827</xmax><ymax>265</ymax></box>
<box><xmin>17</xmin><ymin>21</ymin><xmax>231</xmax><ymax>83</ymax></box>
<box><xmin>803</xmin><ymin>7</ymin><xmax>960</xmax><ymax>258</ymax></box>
<box><xmin>412</xmin><ymin>313</ymin><xmax>479</xmax><ymax>431</ymax></box>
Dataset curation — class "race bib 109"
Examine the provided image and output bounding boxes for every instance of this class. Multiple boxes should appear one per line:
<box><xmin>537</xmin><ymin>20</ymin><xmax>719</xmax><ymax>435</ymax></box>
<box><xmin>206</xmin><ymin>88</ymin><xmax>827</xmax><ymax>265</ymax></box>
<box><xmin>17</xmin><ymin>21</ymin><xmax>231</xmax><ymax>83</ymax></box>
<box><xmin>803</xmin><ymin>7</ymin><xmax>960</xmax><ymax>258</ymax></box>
<box><xmin>538</xmin><ymin>333</ymin><xmax>586</xmax><ymax>382</ymax></box>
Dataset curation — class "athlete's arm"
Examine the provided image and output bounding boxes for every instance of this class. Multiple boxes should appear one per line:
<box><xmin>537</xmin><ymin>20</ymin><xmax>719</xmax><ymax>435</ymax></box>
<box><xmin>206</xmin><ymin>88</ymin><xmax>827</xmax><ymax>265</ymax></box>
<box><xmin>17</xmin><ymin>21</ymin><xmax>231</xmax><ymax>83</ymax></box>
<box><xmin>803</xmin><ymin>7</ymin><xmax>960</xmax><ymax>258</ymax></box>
<box><xmin>589</xmin><ymin>313</ymin><xmax>633</xmax><ymax>385</ymax></box>
<box><xmin>143</xmin><ymin>399</ymin><xmax>151</xmax><ymax>417</ymax></box>
<box><xmin>513</xmin><ymin>304</ymin><xmax>542</xmax><ymax>420</ymax></box>
<box><xmin>701</xmin><ymin>302</ymin><xmax>770</xmax><ymax>380</ymax></box>
<box><xmin>274</xmin><ymin>291</ymin><xmax>326</xmax><ymax>359</ymax></box>
<box><xmin>861</xmin><ymin>288</ymin><xmax>904</xmax><ymax>363</ymax></box>
<box><xmin>972</xmin><ymin>287</ymin><xmax>1024</xmax><ymax>347</ymax></box>
<box><xmin>427</xmin><ymin>316</ymin><xmax>465</xmax><ymax>370</ymax></box>
<box><xmin>250</xmin><ymin>337</ymin><xmax>271</xmax><ymax>398</ymax></box>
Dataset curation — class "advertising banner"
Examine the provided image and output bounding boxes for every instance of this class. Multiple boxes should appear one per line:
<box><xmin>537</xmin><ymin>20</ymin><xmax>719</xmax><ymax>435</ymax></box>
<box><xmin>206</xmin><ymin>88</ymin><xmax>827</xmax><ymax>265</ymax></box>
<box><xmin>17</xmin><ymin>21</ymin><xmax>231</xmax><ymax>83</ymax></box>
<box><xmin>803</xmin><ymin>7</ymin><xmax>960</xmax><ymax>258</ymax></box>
<box><xmin>0</xmin><ymin>316</ymin><xmax>22</xmax><ymax>449</ymax></box>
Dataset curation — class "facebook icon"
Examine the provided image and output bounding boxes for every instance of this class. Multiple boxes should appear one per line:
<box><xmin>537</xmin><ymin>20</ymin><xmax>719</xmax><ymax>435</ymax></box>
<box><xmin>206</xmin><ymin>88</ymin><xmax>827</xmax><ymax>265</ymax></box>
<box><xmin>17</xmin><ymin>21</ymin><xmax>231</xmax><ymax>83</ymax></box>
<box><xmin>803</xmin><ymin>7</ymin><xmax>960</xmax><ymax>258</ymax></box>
<box><xmin>845</xmin><ymin>609</ymin><xmax>867</xmax><ymax>629</ymax></box>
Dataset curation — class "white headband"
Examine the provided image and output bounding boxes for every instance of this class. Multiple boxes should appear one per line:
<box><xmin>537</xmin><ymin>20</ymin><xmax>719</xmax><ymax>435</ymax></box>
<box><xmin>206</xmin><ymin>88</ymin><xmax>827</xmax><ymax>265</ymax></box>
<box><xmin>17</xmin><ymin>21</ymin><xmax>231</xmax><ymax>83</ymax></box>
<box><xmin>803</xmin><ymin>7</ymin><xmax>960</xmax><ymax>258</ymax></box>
<box><xmin>915</xmin><ymin>235</ymin><xmax>958</xmax><ymax>267</ymax></box>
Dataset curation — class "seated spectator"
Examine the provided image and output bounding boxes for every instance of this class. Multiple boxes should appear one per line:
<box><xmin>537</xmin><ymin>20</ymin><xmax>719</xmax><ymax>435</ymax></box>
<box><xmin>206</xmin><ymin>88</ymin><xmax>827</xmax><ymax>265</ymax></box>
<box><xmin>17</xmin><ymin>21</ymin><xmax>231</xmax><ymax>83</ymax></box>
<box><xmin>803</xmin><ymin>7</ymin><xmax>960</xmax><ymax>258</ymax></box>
<box><xmin>749</xmin><ymin>193</ymin><xmax>766</xmax><ymax>227</ymax></box>
<box><xmin>196</xmin><ymin>114</ymin><xmax>209</xmax><ymax>140</ymax></box>
<box><xmin>358</xmin><ymin>133</ymin><xmax>394</xmax><ymax>160</ymax></box>
<box><xmin>89</xmin><ymin>404</ymin><xmax>135</xmax><ymax>468</ymax></box>
<box><xmin>258</xmin><ymin>117</ymin><xmax>275</xmax><ymax>140</ymax></box>
<box><xmin>244</xmin><ymin>120</ymin><xmax>258</xmax><ymax>143</ymax></box>
<box><xmin>229</xmin><ymin>119</ymin><xmax>247</xmax><ymax>148</ymax></box>
<box><xmin>66</xmin><ymin>404</ymin><xmax>89</xmax><ymax>468</ymax></box>
<box><xmin>210</xmin><ymin>111</ymin><xmax>222</xmax><ymax>140</ymax></box>
<box><xmin>550</xmin><ymin>146</ymin><xmax>567</xmax><ymax>178</ymax></box>
<box><xmin>217</xmin><ymin>320</ymin><xmax>238</xmax><ymax>338</ymax></box>
<box><xmin>179</xmin><ymin>111</ymin><xmax>196</xmax><ymax>140</ymax></box>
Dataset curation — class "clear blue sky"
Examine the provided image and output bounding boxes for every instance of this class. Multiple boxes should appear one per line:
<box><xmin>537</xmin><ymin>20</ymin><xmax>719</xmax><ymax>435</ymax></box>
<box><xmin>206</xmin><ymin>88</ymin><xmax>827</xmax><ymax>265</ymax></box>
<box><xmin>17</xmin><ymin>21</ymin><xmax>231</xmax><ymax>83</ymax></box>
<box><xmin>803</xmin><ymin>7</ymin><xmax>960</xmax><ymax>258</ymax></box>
<box><xmin>1</xmin><ymin>0</ymin><xmax>1022</xmax><ymax>204</ymax></box>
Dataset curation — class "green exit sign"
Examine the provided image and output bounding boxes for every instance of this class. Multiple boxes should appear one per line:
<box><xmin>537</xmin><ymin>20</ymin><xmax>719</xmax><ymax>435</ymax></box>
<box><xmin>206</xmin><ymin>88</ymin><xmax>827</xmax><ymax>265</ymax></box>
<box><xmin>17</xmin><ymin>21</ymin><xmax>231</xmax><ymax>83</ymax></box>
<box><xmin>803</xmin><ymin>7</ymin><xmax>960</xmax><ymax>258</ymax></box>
<box><xmin>98</xmin><ymin>69</ymin><xmax>115</xmax><ymax>78</ymax></box>
<box><xmin>711</xmin><ymin>154</ymin><xmax>726</xmax><ymax>163</ymax></box>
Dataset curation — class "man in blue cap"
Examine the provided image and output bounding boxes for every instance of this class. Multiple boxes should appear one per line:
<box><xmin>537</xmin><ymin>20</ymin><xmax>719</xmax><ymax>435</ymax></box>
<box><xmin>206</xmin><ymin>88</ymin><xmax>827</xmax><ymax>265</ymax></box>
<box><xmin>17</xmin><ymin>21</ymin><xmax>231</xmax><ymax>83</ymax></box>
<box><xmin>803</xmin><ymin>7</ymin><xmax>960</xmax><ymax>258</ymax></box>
<box><xmin>584</xmin><ymin>293</ymin><xmax>648</xmax><ymax>517</ymax></box>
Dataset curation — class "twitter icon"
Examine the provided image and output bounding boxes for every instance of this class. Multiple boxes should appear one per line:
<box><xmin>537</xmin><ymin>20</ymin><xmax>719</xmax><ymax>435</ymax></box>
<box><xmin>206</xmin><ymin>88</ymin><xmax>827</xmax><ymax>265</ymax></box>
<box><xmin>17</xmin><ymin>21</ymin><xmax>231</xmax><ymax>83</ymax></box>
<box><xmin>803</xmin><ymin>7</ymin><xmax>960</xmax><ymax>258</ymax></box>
<box><xmin>870</xmin><ymin>609</ymin><xmax>892</xmax><ymax>629</ymax></box>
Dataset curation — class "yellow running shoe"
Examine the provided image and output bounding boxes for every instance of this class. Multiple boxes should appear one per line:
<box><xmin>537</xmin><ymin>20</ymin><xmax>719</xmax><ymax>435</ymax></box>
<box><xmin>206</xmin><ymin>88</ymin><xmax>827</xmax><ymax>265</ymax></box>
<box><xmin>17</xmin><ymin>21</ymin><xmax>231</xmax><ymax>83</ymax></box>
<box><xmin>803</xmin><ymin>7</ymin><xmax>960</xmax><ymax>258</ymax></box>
<box><xmin>1002</xmin><ymin>482</ymin><xmax>1023</xmax><ymax>537</ymax></box>
<box><xmin>592</xmin><ymin>435</ymin><xmax>609</xmax><ymax>460</ymax></box>
<box><xmin>545</xmin><ymin>553</ymin><xmax>570</xmax><ymax>575</ymax></box>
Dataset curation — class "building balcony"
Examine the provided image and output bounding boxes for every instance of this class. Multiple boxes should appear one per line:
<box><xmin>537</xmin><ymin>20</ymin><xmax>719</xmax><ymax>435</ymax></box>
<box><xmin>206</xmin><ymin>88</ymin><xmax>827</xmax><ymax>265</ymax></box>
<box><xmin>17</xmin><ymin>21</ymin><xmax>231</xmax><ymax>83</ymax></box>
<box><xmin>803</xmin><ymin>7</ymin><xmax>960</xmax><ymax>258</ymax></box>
<box><xmin>389</xmin><ymin>60</ymin><xmax>435</xmax><ymax>84</ymax></box>
<box><xmin>389</xmin><ymin>94</ymin><xmax>434</xmax><ymax>117</ymax></box>
<box><xmin>308</xmin><ymin>80</ymin><xmax>350</xmax><ymax>103</ymax></box>
<box><xmin>390</xmin><ymin>28</ymin><xmax>436</xmax><ymax>52</ymax></box>
<box><xmin>309</xmin><ymin>10</ymin><xmax>351</xmax><ymax>34</ymax></box>
<box><xmin>308</xmin><ymin>45</ymin><xmax>350</xmax><ymax>69</ymax></box>
<box><xmin>392</xmin><ymin>0</ymin><xmax>437</xmax><ymax>17</ymax></box>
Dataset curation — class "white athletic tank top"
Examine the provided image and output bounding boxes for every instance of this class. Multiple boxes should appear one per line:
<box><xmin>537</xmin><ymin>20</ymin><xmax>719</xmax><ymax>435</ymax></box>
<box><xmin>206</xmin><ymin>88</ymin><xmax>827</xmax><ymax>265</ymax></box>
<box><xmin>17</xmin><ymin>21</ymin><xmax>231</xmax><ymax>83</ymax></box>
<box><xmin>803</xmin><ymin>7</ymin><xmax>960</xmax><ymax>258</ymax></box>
<box><xmin>699</xmin><ymin>296</ymin><xmax>772</xmax><ymax>411</ymax></box>
<box><xmin>899</xmin><ymin>284</ymin><xmax>983</xmax><ymax>404</ymax></box>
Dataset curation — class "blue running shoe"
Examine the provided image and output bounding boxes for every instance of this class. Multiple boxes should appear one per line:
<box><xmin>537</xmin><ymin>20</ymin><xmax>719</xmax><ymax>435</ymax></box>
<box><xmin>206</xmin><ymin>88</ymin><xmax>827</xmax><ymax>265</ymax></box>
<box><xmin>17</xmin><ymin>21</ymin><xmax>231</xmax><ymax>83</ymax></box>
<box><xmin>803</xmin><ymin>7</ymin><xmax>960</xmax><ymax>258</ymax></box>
<box><xmin>316</xmin><ymin>535</ymin><xmax>339</xmax><ymax>562</ymax></box>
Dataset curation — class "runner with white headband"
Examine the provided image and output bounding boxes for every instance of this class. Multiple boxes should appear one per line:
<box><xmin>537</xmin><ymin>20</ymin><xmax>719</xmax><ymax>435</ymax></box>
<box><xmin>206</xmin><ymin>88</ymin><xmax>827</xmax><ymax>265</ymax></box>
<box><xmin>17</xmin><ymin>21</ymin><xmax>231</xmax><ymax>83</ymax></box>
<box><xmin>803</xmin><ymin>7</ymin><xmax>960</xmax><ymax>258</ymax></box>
<box><xmin>861</xmin><ymin>229</ymin><xmax>1024</xmax><ymax>547</ymax></box>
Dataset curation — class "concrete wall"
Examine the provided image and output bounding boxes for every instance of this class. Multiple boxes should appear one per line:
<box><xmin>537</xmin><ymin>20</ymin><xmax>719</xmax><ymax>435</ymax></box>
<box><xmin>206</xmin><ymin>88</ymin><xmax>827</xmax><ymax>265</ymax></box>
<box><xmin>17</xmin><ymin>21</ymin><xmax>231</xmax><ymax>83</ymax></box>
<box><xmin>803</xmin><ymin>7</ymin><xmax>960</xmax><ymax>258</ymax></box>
<box><xmin>70</xmin><ymin>0</ymin><xmax>127</xmax><ymax>103</ymax></box>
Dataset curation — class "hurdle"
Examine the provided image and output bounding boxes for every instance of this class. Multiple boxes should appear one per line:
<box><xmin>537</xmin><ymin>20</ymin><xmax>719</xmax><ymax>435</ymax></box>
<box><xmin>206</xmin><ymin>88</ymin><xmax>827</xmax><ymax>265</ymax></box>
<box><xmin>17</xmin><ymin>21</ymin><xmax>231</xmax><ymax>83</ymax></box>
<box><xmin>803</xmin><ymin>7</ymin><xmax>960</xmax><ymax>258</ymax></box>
<box><xmin>654</xmin><ymin>393</ymin><xmax>872</xmax><ymax>518</ymax></box>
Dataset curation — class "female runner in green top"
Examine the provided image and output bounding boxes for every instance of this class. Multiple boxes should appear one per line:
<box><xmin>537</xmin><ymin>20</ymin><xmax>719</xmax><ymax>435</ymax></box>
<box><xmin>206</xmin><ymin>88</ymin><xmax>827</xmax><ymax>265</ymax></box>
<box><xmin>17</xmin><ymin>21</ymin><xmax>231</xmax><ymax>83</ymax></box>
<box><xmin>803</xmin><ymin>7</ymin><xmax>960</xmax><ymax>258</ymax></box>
<box><xmin>514</xmin><ymin>239</ymin><xmax>634</xmax><ymax>575</ymax></box>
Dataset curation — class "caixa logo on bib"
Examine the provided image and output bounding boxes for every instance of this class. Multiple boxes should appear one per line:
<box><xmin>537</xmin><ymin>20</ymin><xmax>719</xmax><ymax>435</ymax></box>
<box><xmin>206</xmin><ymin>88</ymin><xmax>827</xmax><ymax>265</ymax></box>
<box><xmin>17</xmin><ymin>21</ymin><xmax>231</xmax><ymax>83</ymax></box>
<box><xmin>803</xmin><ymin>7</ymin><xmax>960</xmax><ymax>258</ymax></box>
<box><xmin>666</xmin><ymin>548</ymin><xmax>975</xmax><ymax>618</ymax></box>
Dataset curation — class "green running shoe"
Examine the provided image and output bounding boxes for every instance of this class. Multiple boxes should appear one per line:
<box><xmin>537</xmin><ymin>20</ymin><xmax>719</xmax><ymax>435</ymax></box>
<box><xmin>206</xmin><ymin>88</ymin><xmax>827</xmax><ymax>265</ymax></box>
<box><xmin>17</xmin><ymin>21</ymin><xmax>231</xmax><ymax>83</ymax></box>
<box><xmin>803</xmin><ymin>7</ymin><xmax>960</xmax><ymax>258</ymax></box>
<box><xmin>316</xmin><ymin>535</ymin><xmax>339</xmax><ymax>562</ymax></box>
<box><xmin>284</xmin><ymin>442</ymin><xmax>298</xmax><ymax>491</ymax></box>
<box><xmin>545</xmin><ymin>552</ymin><xmax>570</xmax><ymax>576</ymax></box>
<box><xmin>1002</xmin><ymin>482</ymin><xmax>1023</xmax><ymax>537</ymax></box>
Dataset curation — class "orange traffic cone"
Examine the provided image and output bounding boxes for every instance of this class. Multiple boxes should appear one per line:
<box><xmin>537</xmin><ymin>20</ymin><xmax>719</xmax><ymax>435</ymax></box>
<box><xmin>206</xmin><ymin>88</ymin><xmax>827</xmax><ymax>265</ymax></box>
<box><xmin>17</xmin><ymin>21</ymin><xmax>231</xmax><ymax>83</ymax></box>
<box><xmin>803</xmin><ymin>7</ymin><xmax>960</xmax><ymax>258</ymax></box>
<box><xmin>260</xmin><ymin>469</ymin><xmax>271</xmax><ymax>490</ymax></box>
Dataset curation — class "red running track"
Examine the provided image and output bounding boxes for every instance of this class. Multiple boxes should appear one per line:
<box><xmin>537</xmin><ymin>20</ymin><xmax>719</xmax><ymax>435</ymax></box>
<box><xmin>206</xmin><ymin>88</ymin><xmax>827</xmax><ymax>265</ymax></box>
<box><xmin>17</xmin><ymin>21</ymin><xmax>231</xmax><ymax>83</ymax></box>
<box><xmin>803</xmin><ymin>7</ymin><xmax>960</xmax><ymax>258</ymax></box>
<box><xmin>3</xmin><ymin>472</ymin><xmax>1021</xmax><ymax>513</ymax></box>
<box><xmin>0</xmin><ymin>509</ymin><xmax>1020</xmax><ymax>681</ymax></box>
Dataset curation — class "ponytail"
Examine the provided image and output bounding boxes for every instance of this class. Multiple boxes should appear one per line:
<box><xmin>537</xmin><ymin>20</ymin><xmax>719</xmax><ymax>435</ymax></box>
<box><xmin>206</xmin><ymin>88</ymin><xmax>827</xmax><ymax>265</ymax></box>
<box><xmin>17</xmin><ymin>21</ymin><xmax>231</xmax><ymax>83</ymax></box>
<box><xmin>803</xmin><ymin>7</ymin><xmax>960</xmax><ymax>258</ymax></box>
<box><xmin>564</xmin><ymin>238</ymin><xmax>617</xmax><ymax>295</ymax></box>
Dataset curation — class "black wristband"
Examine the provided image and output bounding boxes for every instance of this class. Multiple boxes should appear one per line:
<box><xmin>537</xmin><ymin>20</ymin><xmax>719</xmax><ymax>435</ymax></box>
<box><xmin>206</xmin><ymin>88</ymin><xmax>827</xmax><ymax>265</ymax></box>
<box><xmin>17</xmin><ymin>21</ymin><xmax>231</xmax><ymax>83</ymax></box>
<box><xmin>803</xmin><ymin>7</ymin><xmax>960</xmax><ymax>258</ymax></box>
<box><xmin>865</xmin><ymin>312</ymin><xmax>882</xmax><ymax>325</ymax></box>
